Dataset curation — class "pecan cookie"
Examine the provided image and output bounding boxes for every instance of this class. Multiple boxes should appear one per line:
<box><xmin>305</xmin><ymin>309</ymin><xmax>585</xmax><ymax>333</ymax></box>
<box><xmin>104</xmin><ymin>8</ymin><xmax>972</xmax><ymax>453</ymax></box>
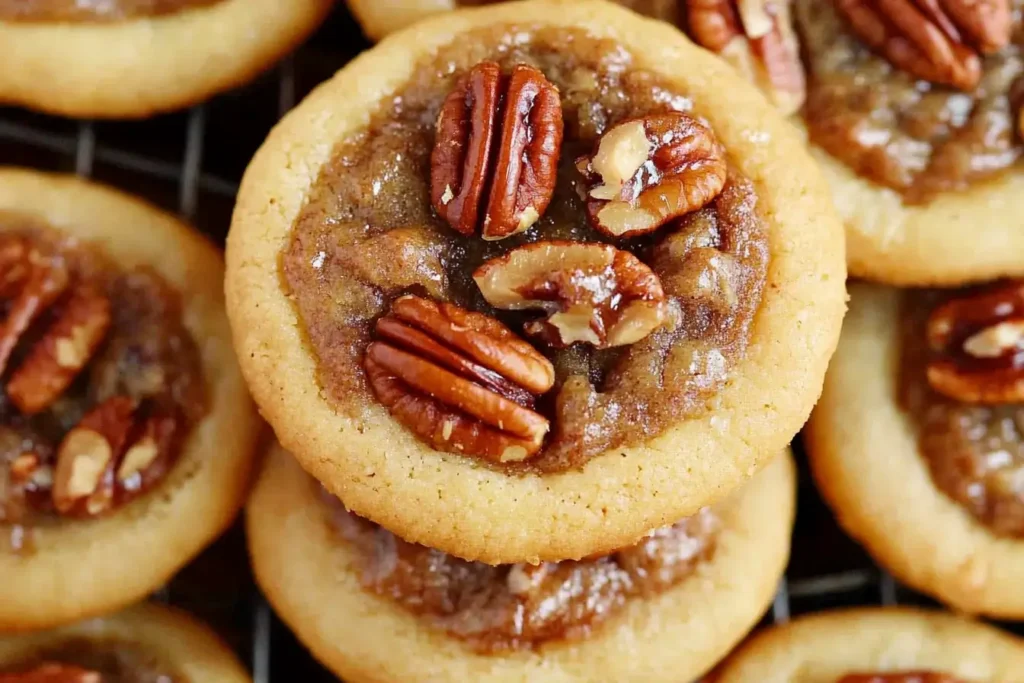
<box><xmin>347</xmin><ymin>0</ymin><xmax>806</xmax><ymax>114</ymax></box>
<box><xmin>247</xmin><ymin>442</ymin><xmax>794</xmax><ymax>683</ymax></box>
<box><xmin>227</xmin><ymin>0</ymin><xmax>845</xmax><ymax>564</ymax></box>
<box><xmin>0</xmin><ymin>0</ymin><xmax>332</xmax><ymax>118</ymax></box>
<box><xmin>0</xmin><ymin>602</ymin><xmax>250</xmax><ymax>682</ymax></box>
<box><xmin>0</xmin><ymin>168</ymin><xmax>259</xmax><ymax>630</ymax></box>
<box><xmin>806</xmin><ymin>282</ymin><xmax>1024</xmax><ymax>618</ymax></box>
<box><xmin>716</xmin><ymin>608</ymin><xmax>1024</xmax><ymax>682</ymax></box>
<box><xmin>795</xmin><ymin>0</ymin><xmax>1024</xmax><ymax>285</ymax></box>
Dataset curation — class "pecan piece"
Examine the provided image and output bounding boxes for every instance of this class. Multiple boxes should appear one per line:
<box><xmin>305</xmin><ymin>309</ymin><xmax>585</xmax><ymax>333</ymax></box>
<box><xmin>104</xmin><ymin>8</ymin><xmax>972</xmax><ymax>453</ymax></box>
<box><xmin>0</xmin><ymin>238</ymin><xmax>69</xmax><ymax>376</ymax></box>
<box><xmin>50</xmin><ymin>396</ymin><xmax>177</xmax><ymax>517</ymax></box>
<box><xmin>473</xmin><ymin>241</ymin><xmax>668</xmax><ymax>349</ymax></box>
<box><xmin>7</xmin><ymin>284</ymin><xmax>111</xmax><ymax>415</ymax></box>
<box><xmin>0</xmin><ymin>663</ymin><xmax>102</xmax><ymax>683</ymax></box>
<box><xmin>926</xmin><ymin>281</ymin><xmax>1024</xmax><ymax>403</ymax></box>
<box><xmin>431</xmin><ymin>61</ymin><xmax>563</xmax><ymax>240</ymax></box>
<box><xmin>684</xmin><ymin>0</ymin><xmax>806</xmax><ymax>114</ymax></box>
<box><xmin>577</xmin><ymin>114</ymin><xmax>727</xmax><ymax>239</ymax></box>
<box><xmin>835</xmin><ymin>0</ymin><xmax>1011</xmax><ymax>90</ymax></box>
<box><xmin>52</xmin><ymin>396</ymin><xmax>136</xmax><ymax>516</ymax></box>
<box><xmin>364</xmin><ymin>295</ymin><xmax>554</xmax><ymax>463</ymax></box>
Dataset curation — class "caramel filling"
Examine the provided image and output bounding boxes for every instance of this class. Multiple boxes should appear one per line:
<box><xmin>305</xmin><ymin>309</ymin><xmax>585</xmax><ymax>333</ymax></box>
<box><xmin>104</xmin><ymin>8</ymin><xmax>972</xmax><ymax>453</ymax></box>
<box><xmin>900</xmin><ymin>290</ymin><xmax>1024</xmax><ymax>537</ymax></box>
<box><xmin>798</xmin><ymin>0</ymin><xmax>1024</xmax><ymax>203</ymax></box>
<box><xmin>322</xmin><ymin>488</ymin><xmax>718</xmax><ymax>652</ymax></box>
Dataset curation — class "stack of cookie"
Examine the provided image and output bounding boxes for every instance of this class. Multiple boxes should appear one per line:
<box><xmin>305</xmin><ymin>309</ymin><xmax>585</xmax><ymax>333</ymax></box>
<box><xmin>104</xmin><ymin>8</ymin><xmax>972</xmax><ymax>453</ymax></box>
<box><xmin>795</xmin><ymin>0</ymin><xmax>1024</xmax><ymax>624</ymax></box>
<box><xmin>228</xmin><ymin>1</ymin><xmax>847</xmax><ymax>680</ymax></box>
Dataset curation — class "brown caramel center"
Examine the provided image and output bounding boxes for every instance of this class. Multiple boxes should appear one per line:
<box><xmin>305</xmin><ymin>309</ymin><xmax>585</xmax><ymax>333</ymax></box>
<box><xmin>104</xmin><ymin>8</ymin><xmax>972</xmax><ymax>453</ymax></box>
<box><xmin>321</xmin><ymin>487</ymin><xmax>717</xmax><ymax>652</ymax></box>
<box><xmin>798</xmin><ymin>0</ymin><xmax>1024</xmax><ymax>203</ymax></box>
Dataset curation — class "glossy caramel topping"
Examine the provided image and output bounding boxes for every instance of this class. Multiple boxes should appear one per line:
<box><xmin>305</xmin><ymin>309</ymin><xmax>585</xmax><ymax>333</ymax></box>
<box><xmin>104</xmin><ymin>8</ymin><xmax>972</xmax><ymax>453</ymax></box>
<box><xmin>900</xmin><ymin>289</ymin><xmax>1024</xmax><ymax>537</ymax></box>
<box><xmin>798</xmin><ymin>0</ymin><xmax>1024</xmax><ymax>203</ymax></box>
<box><xmin>325</xmin><ymin>490</ymin><xmax>718</xmax><ymax>652</ymax></box>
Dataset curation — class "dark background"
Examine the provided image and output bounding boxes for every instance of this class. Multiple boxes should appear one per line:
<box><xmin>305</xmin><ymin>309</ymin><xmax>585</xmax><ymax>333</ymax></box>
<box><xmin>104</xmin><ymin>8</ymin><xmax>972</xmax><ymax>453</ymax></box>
<box><xmin>0</xmin><ymin>4</ymin><xmax>1019</xmax><ymax>681</ymax></box>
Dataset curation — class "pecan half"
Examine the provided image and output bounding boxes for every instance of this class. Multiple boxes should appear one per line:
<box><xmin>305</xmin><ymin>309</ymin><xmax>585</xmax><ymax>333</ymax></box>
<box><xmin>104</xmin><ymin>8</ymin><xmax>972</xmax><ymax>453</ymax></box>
<box><xmin>431</xmin><ymin>61</ymin><xmax>563</xmax><ymax>240</ymax></box>
<box><xmin>684</xmin><ymin>0</ymin><xmax>806</xmax><ymax>114</ymax></box>
<box><xmin>0</xmin><ymin>235</ymin><xmax>114</xmax><ymax>417</ymax></box>
<box><xmin>0</xmin><ymin>664</ymin><xmax>102</xmax><ymax>683</ymax></box>
<box><xmin>835</xmin><ymin>0</ymin><xmax>1011</xmax><ymax>90</ymax></box>
<box><xmin>473</xmin><ymin>241</ymin><xmax>667</xmax><ymax>349</ymax></box>
<box><xmin>926</xmin><ymin>281</ymin><xmax>1024</xmax><ymax>403</ymax></box>
<box><xmin>0</xmin><ymin>236</ymin><xmax>69</xmax><ymax>377</ymax></box>
<box><xmin>52</xmin><ymin>396</ymin><xmax>135</xmax><ymax>516</ymax></box>
<box><xmin>364</xmin><ymin>295</ymin><xmax>555</xmax><ymax>463</ymax></box>
<box><xmin>51</xmin><ymin>396</ymin><xmax>177</xmax><ymax>517</ymax></box>
<box><xmin>577</xmin><ymin>114</ymin><xmax>727</xmax><ymax>239</ymax></box>
<box><xmin>7</xmin><ymin>284</ymin><xmax>111</xmax><ymax>415</ymax></box>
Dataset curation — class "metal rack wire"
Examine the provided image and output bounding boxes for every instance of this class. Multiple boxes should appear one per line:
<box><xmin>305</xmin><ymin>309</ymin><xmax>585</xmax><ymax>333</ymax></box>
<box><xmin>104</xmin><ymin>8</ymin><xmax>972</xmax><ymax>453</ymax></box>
<box><xmin>0</xmin><ymin>7</ymin><xmax>1019</xmax><ymax>681</ymax></box>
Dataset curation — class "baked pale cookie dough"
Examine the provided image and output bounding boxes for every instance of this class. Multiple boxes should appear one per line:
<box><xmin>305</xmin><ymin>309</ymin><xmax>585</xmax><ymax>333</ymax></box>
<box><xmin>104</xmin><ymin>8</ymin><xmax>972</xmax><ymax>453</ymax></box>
<box><xmin>716</xmin><ymin>607</ymin><xmax>1024</xmax><ymax>683</ymax></box>
<box><xmin>793</xmin><ymin>0</ymin><xmax>1024</xmax><ymax>286</ymax></box>
<box><xmin>0</xmin><ymin>602</ymin><xmax>250</xmax><ymax>682</ymax></box>
<box><xmin>227</xmin><ymin>0</ymin><xmax>845</xmax><ymax>564</ymax></box>
<box><xmin>347</xmin><ymin>0</ymin><xmax>806</xmax><ymax>114</ymax></box>
<box><xmin>806</xmin><ymin>283</ymin><xmax>1024</xmax><ymax>618</ymax></box>
<box><xmin>0</xmin><ymin>168</ymin><xmax>260</xmax><ymax>631</ymax></box>
<box><xmin>248</xmin><ymin>442</ymin><xmax>795</xmax><ymax>683</ymax></box>
<box><xmin>0</xmin><ymin>0</ymin><xmax>333</xmax><ymax>118</ymax></box>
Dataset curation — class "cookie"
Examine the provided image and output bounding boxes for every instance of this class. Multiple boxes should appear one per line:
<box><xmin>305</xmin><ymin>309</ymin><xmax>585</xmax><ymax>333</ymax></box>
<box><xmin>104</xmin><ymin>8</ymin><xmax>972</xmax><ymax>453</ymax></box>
<box><xmin>226</xmin><ymin>0</ymin><xmax>845</xmax><ymax>564</ymax></box>
<box><xmin>347</xmin><ymin>0</ymin><xmax>806</xmax><ymax>114</ymax></box>
<box><xmin>248</xmin><ymin>442</ymin><xmax>795</xmax><ymax>683</ymax></box>
<box><xmin>793</xmin><ymin>0</ymin><xmax>1024</xmax><ymax>286</ymax></box>
<box><xmin>806</xmin><ymin>282</ymin><xmax>1024</xmax><ymax>618</ymax></box>
<box><xmin>0</xmin><ymin>168</ymin><xmax>260</xmax><ymax>630</ymax></box>
<box><xmin>0</xmin><ymin>602</ymin><xmax>250</xmax><ymax>682</ymax></box>
<box><xmin>0</xmin><ymin>0</ymin><xmax>333</xmax><ymax>118</ymax></box>
<box><xmin>716</xmin><ymin>607</ymin><xmax>1024</xmax><ymax>682</ymax></box>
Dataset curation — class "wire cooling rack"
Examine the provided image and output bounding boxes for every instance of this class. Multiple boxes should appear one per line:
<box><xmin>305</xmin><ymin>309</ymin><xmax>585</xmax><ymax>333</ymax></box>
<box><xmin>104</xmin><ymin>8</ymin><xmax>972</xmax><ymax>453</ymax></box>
<box><xmin>0</xmin><ymin>6</ymin><xmax>1020</xmax><ymax>681</ymax></box>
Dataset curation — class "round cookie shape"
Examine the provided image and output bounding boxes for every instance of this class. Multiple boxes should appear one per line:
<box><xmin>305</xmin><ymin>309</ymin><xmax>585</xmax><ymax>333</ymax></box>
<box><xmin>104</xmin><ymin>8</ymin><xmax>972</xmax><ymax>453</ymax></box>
<box><xmin>226</xmin><ymin>0</ymin><xmax>846</xmax><ymax>564</ymax></box>
<box><xmin>793</xmin><ymin>0</ymin><xmax>1024</xmax><ymax>287</ymax></box>
<box><xmin>0</xmin><ymin>168</ymin><xmax>260</xmax><ymax>631</ymax></box>
<box><xmin>0</xmin><ymin>0</ymin><xmax>332</xmax><ymax>118</ymax></box>
<box><xmin>247</xmin><ymin>442</ymin><xmax>795</xmax><ymax>683</ymax></box>
<box><xmin>0</xmin><ymin>602</ymin><xmax>250</xmax><ymax>682</ymax></box>
<box><xmin>806</xmin><ymin>283</ymin><xmax>1024</xmax><ymax>618</ymax></box>
<box><xmin>716</xmin><ymin>607</ymin><xmax>1024</xmax><ymax>682</ymax></box>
